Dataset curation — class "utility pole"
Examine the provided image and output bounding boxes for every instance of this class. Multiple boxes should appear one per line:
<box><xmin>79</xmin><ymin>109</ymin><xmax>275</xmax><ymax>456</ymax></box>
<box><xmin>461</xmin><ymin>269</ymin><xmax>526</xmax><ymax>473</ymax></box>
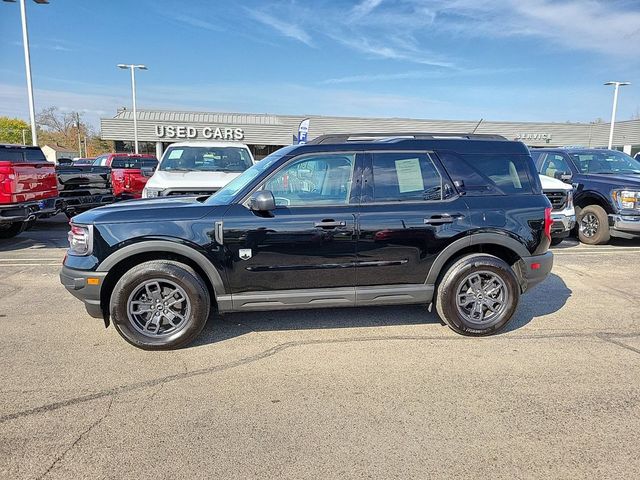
<box><xmin>76</xmin><ymin>112</ymin><xmax>82</xmax><ymax>158</ymax></box>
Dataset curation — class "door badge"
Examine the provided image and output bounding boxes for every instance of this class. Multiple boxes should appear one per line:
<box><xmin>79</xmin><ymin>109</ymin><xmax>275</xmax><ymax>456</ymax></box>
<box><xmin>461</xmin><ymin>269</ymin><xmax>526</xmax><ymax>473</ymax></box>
<box><xmin>239</xmin><ymin>249</ymin><xmax>252</xmax><ymax>260</ymax></box>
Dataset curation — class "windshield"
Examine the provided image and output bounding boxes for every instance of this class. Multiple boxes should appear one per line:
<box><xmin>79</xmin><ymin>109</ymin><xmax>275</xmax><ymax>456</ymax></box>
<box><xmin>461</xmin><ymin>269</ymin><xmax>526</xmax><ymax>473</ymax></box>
<box><xmin>160</xmin><ymin>146</ymin><xmax>253</xmax><ymax>172</ymax></box>
<box><xmin>570</xmin><ymin>150</ymin><xmax>640</xmax><ymax>175</ymax></box>
<box><xmin>206</xmin><ymin>145</ymin><xmax>297</xmax><ymax>205</ymax></box>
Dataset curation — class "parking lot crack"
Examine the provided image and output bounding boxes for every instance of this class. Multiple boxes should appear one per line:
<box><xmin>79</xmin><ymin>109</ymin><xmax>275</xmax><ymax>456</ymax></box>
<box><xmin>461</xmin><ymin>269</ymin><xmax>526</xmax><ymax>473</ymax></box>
<box><xmin>36</xmin><ymin>395</ymin><xmax>114</xmax><ymax>480</ymax></box>
<box><xmin>3</xmin><ymin>330</ymin><xmax>640</xmax><ymax>425</ymax></box>
<box><xmin>596</xmin><ymin>333</ymin><xmax>640</xmax><ymax>356</ymax></box>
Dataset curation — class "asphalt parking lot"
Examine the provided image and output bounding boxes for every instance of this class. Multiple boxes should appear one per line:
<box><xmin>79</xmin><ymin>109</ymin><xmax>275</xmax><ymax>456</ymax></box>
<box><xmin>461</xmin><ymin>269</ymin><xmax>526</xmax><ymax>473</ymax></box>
<box><xmin>1</xmin><ymin>215</ymin><xmax>639</xmax><ymax>479</ymax></box>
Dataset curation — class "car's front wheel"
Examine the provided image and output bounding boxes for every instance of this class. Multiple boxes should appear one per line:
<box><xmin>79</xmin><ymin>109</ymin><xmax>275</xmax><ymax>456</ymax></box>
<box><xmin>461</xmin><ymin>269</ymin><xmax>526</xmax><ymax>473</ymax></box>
<box><xmin>436</xmin><ymin>254</ymin><xmax>520</xmax><ymax>336</ymax></box>
<box><xmin>577</xmin><ymin>205</ymin><xmax>610</xmax><ymax>245</ymax></box>
<box><xmin>110</xmin><ymin>260</ymin><xmax>211</xmax><ymax>350</ymax></box>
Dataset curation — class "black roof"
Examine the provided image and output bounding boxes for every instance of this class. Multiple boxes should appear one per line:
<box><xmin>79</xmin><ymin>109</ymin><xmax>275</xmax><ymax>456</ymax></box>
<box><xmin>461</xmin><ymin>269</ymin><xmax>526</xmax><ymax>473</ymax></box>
<box><xmin>297</xmin><ymin>132</ymin><xmax>527</xmax><ymax>155</ymax></box>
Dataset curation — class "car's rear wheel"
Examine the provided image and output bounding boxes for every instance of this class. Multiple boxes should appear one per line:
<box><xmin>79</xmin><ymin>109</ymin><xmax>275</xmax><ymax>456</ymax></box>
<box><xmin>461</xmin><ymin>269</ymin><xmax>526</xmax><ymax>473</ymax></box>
<box><xmin>110</xmin><ymin>260</ymin><xmax>210</xmax><ymax>350</ymax></box>
<box><xmin>0</xmin><ymin>221</ymin><xmax>26</xmax><ymax>239</ymax></box>
<box><xmin>577</xmin><ymin>204</ymin><xmax>610</xmax><ymax>245</ymax></box>
<box><xmin>436</xmin><ymin>254</ymin><xmax>520</xmax><ymax>336</ymax></box>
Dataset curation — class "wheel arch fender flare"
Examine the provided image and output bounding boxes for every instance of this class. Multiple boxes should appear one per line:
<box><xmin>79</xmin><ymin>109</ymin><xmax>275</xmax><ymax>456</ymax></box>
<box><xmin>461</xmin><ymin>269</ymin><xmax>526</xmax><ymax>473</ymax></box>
<box><xmin>96</xmin><ymin>240</ymin><xmax>225</xmax><ymax>297</ymax></box>
<box><xmin>425</xmin><ymin>233</ymin><xmax>530</xmax><ymax>285</ymax></box>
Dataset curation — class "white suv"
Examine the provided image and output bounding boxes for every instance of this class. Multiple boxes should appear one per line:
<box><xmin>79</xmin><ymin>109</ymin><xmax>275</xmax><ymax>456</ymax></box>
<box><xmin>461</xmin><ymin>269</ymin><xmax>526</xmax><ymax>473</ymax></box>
<box><xmin>143</xmin><ymin>141</ymin><xmax>255</xmax><ymax>198</ymax></box>
<box><xmin>539</xmin><ymin>174</ymin><xmax>575</xmax><ymax>245</ymax></box>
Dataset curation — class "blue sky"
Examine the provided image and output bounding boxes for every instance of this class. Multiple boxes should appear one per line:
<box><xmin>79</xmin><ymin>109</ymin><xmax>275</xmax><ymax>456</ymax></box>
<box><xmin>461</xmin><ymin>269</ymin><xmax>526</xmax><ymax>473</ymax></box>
<box><xmin>1</xmin><ymin>0</ymin><xmax>639</xmax><ymax>128</ymax></box>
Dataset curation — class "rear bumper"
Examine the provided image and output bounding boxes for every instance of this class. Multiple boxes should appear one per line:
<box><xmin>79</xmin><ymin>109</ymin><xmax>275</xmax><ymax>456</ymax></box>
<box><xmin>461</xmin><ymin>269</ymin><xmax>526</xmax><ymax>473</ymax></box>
<box><xmin>60</xmin><ymin>266</ymin><xmax>107</xmax><ymax>318</ymax></box>
<box><xmin>0</xmin><ymin>202</ymin><xmax>39</xmax><ymax>224</ymax></box>
<box><xmin>519</xmin><ymin>251</ymin><xmax>554</xmax><ymax>293</ymax></box>
<box><xmin>609</xmin><ymin>214</ymin><xmax>640</xmax><ymax>238</ymax></box>
<box><xmin>62</xmin><ymin>194</ymin><xmax>115</xmax><ymax>213</ymax></box>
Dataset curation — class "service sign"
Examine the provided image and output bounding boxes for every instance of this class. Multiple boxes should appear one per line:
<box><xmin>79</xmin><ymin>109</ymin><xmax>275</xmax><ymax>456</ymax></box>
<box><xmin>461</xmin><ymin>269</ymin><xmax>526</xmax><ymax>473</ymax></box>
<box><xmin>154</xmin><ymin>125</ymin><xmax>245</xmax><ymax>141</ymax></box>
<box><xmin>515</xmin><ymin>133</ymin><xmax>552</xmax><ymax>142</ymax></box>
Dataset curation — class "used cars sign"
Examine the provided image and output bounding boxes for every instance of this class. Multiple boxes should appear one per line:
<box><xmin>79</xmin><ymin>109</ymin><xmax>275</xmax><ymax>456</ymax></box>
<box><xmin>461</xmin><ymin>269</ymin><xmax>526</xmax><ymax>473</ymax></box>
<box><xmin>154</xmin><ymin>125</ymin><xmax>245</xmax><ymax>141</ymax></box>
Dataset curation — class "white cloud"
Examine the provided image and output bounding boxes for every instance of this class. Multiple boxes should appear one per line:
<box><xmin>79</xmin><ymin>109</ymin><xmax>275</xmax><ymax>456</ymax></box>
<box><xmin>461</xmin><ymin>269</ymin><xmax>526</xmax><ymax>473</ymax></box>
<box><xmin>245</xmin><ymin>8</ymin><xmax>314</xmax><ymax>47</ymax></box>
<box><xmin>352</xmin><ymin>0</ymin><xmax>384</xmax><ymax>18</ymax></box>
<box><xmin>172</xmin><ymin>14</ymin><xmax>224</xmax><ymax>32</ymax></box>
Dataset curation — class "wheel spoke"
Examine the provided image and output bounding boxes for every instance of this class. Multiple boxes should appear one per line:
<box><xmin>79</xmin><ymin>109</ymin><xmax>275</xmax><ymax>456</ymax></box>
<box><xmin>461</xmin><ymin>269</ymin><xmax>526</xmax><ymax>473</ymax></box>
<box><xmin>127</xmin><ymin>278</ymin><xmax>191</xmax><ymax>338</ymax></box>
<box><xmin>455</xmin><ymin>270</ymin><xmax>508</xmax><ymax>325</ymax></box>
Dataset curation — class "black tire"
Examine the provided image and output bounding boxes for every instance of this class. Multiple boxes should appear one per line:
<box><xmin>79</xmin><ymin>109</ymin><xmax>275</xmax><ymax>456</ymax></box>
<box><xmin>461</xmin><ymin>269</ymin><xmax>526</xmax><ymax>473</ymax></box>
<box><xmin>577</xmin><ymin>204</ymin><xmax>610</xmax><ymax>245</ymax></box>
<box><xmin>0</xmin><ymin>221</ymin><xmax>26</xmax><ymax>239</ymax></box>
<box><xmin>436</xmin><ymin>254</ymin><xmax>520</xmax><ymax>336</ymax></box>
<box><xmin>110</xmin><ymin>260</ymin><xmax>211</xmax><ymax>350</ymax></box>
<box><xmin>550</xmin><ymin>237</ymin><xmax>564</xmax><ymax>246</ymax></box>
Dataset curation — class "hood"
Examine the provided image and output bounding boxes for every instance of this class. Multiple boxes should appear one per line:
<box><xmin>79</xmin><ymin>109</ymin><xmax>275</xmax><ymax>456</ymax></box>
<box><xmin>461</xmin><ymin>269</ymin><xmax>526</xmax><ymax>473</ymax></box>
<box><xmin>146</xmin><ymin>170</ymin><xmax>242</xmax><ymax>190</ymax></box>
<box><xmin>582</xmin><ymin>172</ymin><xmax>640</xmax><ymax>189</ymax></box>
<box><xmin>72</xmin><ymin>196</ymin><xmax>226</xmax><ymax>225</ymax></box>
<box><xmin>539</xmin><ymin>174</ymin><xmax>572</xmax><ymax>191</ymax></box>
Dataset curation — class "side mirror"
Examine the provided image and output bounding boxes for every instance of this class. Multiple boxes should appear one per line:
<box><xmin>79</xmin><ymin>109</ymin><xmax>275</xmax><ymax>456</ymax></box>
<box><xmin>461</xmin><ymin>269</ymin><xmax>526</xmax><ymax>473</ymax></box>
<box><xmin>248</xmin><ymin>190</ymin><xmax>276</xmax><ymax>212</ymax></box>
<box><xmin>558</xmin><ymin>172</ymin><xmax>572</xmax><ymax>183</ymax></box>
<box><xmin>141</xmin><ymin>166</ymin><xmax>156</xmax><ymax>178</ymax></box>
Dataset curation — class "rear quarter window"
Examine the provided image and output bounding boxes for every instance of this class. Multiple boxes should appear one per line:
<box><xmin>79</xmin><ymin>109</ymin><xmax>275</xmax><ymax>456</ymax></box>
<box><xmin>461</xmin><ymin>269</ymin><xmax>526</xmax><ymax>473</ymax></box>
<box><xmin>437</xmin><ymin>152</ymin><xmax>539</xmax><ymax>195</ymax></box>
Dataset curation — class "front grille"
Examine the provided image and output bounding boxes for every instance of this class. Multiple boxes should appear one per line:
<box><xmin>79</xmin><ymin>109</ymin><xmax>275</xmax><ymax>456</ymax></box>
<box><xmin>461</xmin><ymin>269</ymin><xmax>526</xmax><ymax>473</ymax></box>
<box><xmin>544</xmin><ymin>190</ymin><xmax>567</xmax><ymax>211</ymax></box>
<box><xmin>165</xmin><ymin>190</ymin><xmax>217</xmax><ymax>196</ymax></box>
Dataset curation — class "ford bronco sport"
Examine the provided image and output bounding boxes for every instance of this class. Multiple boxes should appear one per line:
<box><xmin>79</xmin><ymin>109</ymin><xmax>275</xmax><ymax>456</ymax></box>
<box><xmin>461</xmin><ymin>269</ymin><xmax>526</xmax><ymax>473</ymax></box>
<box><xmin>60</xmin><ymin>133</ymin><xmax>553</xmax><ymax>349</ymax></box>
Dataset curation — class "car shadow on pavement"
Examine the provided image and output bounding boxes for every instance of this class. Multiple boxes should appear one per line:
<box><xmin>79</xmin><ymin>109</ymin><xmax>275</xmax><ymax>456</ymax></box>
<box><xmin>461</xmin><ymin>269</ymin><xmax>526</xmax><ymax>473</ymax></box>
<box><xmin>192</xmin><ymin>272</ymin><xmax>572</xmax><ymax>347</ymax></box>
<box><xmin>0</xmin><ymin>215</ymin><xmax>69</xmax><ymax>252</ymax></box>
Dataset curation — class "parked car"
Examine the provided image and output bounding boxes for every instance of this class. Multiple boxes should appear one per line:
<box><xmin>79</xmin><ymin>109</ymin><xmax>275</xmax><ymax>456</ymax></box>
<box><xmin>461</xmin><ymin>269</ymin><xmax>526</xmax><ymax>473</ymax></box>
<box><xmin>538</xmin><ymin>174</ymin><xmax>575</xmax><ymax>245</ymax></box>
<box><xmin>56</xmin><ymin>162</ymin><xmax>113</xmax><ymax>218</ymax></box>
<box><xmin>0</xmin><ymin>144</ymin><xmax>60</xmax><ymax>239</ymax></box>
<box><xmin>73</xmin><ymin>158</ymin><xmax>96</xmax><ymax>166</ymax></box>
<box><xmin>96</xmin><ymin>154</ymin><xmax>158</xmax><ymax>200</ymax></box>
<box><xmin>142</xmin><ymin>142</ymin><xmax>254</xmax><ymax>198</ymax></box>
<box><xmin>531</xmin><ymin>148</ymin><xmax>640</xmax><ymax>244</ymax></box>
<box><xmin>61</xmin><ymin>133</ymin><xmax>553</xmax><ymax>349</ymax></box>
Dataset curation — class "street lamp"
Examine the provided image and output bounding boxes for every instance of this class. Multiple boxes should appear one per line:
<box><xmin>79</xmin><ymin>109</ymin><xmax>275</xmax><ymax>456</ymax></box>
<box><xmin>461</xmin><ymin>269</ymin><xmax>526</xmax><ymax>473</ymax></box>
<box><xmin>3</xmin><ymin>0</ymin><xmax>50</xmax><ymax>146</ymax></box>
<box><xmin>604</xmin><ymin>81</ymin><xmax>631</xmax><ymax>150</ymax></box>
<box><xmin>117</xmin><ymin>64</ymin><xmax>147</xmax><ymax>154</ymax></box>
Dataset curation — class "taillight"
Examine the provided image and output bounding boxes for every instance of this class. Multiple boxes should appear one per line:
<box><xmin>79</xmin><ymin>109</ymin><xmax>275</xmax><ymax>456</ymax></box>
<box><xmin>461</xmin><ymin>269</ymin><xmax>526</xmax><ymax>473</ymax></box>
<box><xmin>544</xmin><ymin>207</ymin><xmax>552</xmax><ymax>241</ymax></box>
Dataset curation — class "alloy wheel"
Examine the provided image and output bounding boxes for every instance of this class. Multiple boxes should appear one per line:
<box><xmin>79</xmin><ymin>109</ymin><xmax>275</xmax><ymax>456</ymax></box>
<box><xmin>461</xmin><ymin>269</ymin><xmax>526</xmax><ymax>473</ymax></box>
<box><xmin>580</xmin><ymin>213</ymin><xmax>599</xmax><ymax>238</ymax></box>
<box><xmin>455</xmin><ymin>271</ymin><xmax>509</xmax><ymax>326</ymax></box>
<box><xmin>126</xmin><ymin>279</ymin><xmax>192</xmax><ymax>338</ymax></box>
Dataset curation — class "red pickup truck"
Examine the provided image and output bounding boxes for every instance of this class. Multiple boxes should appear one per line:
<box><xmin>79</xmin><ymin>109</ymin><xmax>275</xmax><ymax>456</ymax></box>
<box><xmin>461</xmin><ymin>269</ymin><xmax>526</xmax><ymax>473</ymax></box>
<box><xmin>0</xmin><ymin>144</ymin><xmax>60</xmax><ymax>238</ymax></box>
<box><xmin>94</xmin><ymin>153</ymin><xmax>158</xmax><ymax>199</ymax></box>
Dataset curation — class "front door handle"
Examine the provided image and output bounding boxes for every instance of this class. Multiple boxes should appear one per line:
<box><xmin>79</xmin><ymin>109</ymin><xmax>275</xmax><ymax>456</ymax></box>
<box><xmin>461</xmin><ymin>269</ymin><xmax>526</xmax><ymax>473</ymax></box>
<box><xmin>424</xmin><ymin>213</ymin><xmax>463</xmax><ymax>225</ymax></box>
<box><xmin>314</xmin><ymin>219</ymin><xmax>347</xmax><ymax>229</ymax></box>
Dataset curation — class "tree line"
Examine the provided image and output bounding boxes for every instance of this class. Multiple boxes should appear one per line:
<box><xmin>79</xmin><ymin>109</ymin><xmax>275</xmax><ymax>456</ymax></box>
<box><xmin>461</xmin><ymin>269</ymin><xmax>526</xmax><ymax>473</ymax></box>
<box><xmin>0</xmin><ymin>107</ymin><xmax>112</xmax><ymax>157</ymax></box>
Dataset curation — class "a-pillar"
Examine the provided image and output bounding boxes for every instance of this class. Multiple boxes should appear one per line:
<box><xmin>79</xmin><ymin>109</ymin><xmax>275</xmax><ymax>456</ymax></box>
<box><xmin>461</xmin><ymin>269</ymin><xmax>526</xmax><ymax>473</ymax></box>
<box><xmin>155</xmin><ymin>141</ymin><xmax>164</xmax><ymax>159</ymax></box>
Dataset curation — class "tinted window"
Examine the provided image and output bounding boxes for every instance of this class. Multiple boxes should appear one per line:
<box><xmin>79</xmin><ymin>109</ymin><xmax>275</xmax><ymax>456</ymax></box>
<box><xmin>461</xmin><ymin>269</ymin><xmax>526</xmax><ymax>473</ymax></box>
<box><xmin>438</xmin><ymin>152</ymin><xmax>535</xmax><ymax>195</ymax></box>
<box><xmin>264</xmin><ymin>153</ymin><xmax>356</xmax><ymax>206</ymax></box>
<box><xmin>160</xmin><ymin>146</ymin><xmax>252</xmax><ymax>172</ymax></box>
<box><xmin>371</xmin><ymin>152</ymin><xmax>442</xmax><ymax>202</ymax></box>
<box><xmin>539</xmin><ymin>153</ymin><xmax>571</xmax><ymax>179</ymax></box>
<box><xmin>110</xmin><ymin>157</ymin><xmax>158</xmax><ymax>169</ymax></box>
<box><xmin>94</xmin><ymin>155</ymin><xmax>109</xmax><ymax>166</ymax></box>
<box><xmin>0</xmin><ymin>147</ymin><xmax>48</xmax><ymax>163</ymax></box>
<box><xmin>23</xmin><ymin>148</ymin><xmax>47</xmax><ymax>163</ymax></box>
<box><xmin>0</xmin><ymin>148</ymin><xmax>24</xmax><ymax>162</ymax></box>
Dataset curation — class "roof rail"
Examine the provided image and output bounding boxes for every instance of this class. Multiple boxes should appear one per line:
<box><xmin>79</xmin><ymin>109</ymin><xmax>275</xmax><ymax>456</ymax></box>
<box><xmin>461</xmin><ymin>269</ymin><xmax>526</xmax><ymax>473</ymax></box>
<box><xmin>306</xmin><ymin>132</ymin><xmax>507</xmax><ymax>145</ymax></box>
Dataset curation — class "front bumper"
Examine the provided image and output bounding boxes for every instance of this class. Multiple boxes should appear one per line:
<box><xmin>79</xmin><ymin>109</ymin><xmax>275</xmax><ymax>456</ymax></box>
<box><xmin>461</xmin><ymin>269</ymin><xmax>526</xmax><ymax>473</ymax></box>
<box><xmin>609</xmin><ymin>214</ymin><xmax>640</xmax><ymax>238</ymax></box>
<box><xmin>60</xmin><ymin>266</ymin><xmax>107</xmax><ymax>318</ymax></box>
<box><xmin>551</xmin><ymin>213</ymin><xmax>576</xmax><ymax>238</ymax></box>
<box><xmin>519</xmin><ymin>251</ymin><xmax>554</xmax><ymax>293</ymax></box>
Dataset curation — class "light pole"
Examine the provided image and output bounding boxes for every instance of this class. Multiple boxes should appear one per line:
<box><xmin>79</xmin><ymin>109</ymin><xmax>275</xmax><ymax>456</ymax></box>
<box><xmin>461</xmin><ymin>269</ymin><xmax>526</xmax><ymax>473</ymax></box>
<box><xmin>3</xmin><ymin>0</ymin><xmax>49</xmax><ymax>146</ymax></box>
<box><xmin>604</xmin><ymin>81</ymin><xmax>631</xmax><ymax>150</ymax></box>
<box><xmin>117</xmin><ymin>64</ymin><xmax>147</xmax><ymax>154</ymax></box>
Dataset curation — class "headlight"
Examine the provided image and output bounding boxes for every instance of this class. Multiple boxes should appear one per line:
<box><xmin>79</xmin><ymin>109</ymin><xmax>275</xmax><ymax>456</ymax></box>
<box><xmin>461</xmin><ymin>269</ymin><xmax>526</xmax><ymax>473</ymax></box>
<box><xmin>566</xmin><ymin>189</ymin><xmax>574</xmax><ymax>209</ymax></box>
<box><xmin>612</xmin><ymin>190</ymin><xmax>640</xmax><ymax>210</ymax></box>
<box><xmin>143</xmin><ymin>188</ymin><xmax>164</xmax><ymax>198</ymax></box>
<box><xmin>68</xmin><ymin>224</ymin><xmax>93</xmax><ymax>256</ymax></box>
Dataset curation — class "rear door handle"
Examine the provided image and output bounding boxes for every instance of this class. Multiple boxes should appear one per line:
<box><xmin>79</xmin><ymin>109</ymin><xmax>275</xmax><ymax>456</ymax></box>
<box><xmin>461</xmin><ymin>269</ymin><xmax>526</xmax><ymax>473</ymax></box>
<box><xmin>424</xmin><ymin>213</ymin><xmax>463</xmax><ymax>225</ymax></box>
<box><xmin>314</xmin><ymin>220</ymin><xmax>347</xmax><ymax>229</ymax></box>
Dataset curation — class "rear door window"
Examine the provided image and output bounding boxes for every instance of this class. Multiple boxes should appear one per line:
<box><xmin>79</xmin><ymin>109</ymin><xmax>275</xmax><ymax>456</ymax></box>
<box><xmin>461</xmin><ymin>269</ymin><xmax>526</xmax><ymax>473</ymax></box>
<box><xmin>370</xmin><ymin>152</ymin><xmax>443</xmax><ymax>202</ymax></box>
<box><xmin>539</xmin><ymin>153</ymin><xmax>572</xmax><ymax>178</ymax></box>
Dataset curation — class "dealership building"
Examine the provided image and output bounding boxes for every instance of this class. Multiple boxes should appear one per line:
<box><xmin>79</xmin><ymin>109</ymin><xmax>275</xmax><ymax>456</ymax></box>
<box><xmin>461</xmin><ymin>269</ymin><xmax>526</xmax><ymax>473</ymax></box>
<box><xmin>101</xmin><ymin>109</ymin><xmax>640</xmax><ymax>160</ymax></box>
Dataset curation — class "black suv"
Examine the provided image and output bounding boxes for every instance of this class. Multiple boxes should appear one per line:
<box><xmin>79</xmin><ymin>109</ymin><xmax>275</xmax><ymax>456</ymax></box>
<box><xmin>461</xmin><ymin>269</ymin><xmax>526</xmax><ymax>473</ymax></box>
<box><xmin>531</xmin><ymin>148</ymin><xmax>640</xmax><ymax>244</ymax></box>
<box><xmin>60</xmin><ymin>134</ymin><xmax>553</xmax><ymax>350</ymax></box>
